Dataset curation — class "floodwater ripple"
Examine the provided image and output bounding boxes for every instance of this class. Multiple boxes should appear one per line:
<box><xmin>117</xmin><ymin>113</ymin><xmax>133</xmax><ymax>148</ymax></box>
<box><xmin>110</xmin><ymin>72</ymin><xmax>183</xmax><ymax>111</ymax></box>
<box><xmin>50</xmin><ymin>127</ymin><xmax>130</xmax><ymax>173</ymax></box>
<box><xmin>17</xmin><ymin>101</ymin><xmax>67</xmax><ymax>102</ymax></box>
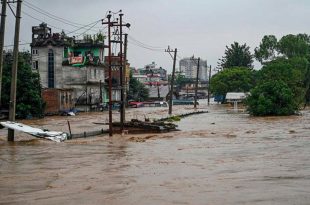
<box><xmin>0</xmin><ymin>105</ymin><xmax>310</xmax><ymax>205</ymax></box>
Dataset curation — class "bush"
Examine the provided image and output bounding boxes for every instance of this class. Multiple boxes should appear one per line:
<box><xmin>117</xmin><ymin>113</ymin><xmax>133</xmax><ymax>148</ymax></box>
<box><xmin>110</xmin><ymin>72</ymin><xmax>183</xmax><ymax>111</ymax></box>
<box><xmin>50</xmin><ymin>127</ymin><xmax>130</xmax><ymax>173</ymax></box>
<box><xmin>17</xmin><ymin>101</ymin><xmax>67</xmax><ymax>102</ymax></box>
<box><xmin>246</xmin><ymin>80</ymin><xmax>297</xmax><ymax>116</ymax></box>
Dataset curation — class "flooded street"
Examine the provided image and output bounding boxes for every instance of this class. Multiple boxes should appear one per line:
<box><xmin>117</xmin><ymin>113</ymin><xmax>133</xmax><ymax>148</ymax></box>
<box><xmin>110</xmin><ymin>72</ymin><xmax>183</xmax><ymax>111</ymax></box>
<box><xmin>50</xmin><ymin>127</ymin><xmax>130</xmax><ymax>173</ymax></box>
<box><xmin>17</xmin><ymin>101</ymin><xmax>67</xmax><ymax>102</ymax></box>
<box><xmin>0</xmin><ymin>104</ymin><xmax>310</xmax><ymax>204</ymax></box>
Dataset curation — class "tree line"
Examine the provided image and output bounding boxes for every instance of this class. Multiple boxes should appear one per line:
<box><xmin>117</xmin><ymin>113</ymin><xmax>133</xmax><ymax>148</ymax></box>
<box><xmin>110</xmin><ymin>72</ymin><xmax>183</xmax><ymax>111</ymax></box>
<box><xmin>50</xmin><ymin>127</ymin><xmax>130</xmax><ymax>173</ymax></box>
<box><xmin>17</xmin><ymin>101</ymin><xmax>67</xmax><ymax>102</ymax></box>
<box><xmin>211</xmin><ymin>34</ymin><xmax>310</xmax><ymax>116</ymax></box>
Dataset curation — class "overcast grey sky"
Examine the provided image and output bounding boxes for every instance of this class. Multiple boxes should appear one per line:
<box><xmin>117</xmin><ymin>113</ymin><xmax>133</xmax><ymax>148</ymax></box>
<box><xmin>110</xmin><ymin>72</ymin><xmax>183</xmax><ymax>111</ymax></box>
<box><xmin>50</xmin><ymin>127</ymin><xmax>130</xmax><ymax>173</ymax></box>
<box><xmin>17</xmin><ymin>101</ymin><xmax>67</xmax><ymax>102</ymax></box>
<box><xmin>3</xmin><ymin>0</ymin><xmax>310</xmax><ymax>72</ymax></box>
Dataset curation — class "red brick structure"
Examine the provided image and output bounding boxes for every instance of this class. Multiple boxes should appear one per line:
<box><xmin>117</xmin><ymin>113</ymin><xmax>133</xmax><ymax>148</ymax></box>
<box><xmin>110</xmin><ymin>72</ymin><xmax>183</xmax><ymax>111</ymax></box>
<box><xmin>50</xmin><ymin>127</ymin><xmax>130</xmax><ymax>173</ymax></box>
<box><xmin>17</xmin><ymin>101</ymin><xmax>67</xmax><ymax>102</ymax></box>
<box><xmin>42</xmin><ymin>88</ymin><xmax>74</xmax><ymax>114</ymax></box>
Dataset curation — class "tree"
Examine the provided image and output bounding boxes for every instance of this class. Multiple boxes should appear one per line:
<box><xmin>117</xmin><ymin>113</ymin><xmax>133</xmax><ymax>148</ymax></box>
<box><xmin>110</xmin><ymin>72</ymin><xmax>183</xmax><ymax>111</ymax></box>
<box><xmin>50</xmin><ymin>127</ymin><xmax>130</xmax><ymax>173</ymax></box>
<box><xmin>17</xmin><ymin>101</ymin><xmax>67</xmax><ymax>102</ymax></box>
<box><xmin>254</xmin><ymin>35</ymin><xmax>278</xmax><ymax>64</ymax></box>
<box><xmin>255</xmin><ymin>34</ymin><xmax>310</xmax><ymax>64</ymax></box>
<box><xmin>219</xmin><ymin>42</ymin><xmax>253</xmax><ymax>69</ymax></box>
<box><xmin>246</xmin><ymin>80</ymin><xmax>297</xmax><ymax>116</ymax></box>
<box><xmin>246</xmin><ymin>57</ymin><xmax>309</xmax><ymax>116</ymax></box>
<box><xmin>127</xmin><ymin>72</ymin><xmax>149</xmax><ymax>101</ymax></box>
<box><xmin>277</xmin><ymin>34</ymin><xmax>310</xmax><ymax>59</ymax></box>
<box><xmin>210</xmin><ymin>67</ymin><xmax>256</xmax><ymax>102</ymax></box>
<box><xmin>1</xmin><ymin>51</ymin><xmax>45</xmax><ymax>118</ymax></box>
<box><xmin>255</xmin><ymin>34</ymin><xmax>310</xmax><ymax>105</ymax></box>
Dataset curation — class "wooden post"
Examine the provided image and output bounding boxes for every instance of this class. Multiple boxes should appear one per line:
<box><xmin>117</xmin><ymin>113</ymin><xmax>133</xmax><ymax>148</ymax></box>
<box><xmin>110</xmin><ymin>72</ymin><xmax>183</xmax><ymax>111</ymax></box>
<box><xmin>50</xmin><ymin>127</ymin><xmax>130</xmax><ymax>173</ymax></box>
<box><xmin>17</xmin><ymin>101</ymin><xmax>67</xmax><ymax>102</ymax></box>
<box><xmin>67</xmin><ymin>120</ymin><xmax>72</xmax><ymax>139</ymax></box>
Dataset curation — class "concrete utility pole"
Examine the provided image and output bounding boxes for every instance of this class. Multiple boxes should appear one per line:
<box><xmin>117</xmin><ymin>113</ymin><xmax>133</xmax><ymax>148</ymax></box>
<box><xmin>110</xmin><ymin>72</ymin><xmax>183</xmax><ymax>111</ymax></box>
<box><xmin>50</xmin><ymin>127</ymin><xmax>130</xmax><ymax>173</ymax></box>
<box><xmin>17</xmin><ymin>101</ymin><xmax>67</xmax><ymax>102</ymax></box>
<box><xmin>103</xmin><ymin>11</ymin><xmax>130</xmax><ymax>136</ymax></box>
<box><xmin>122</xmin><ymin>33</ymin><xmax>128</xmax><ymax>125</ymax></box>
<box><xmin>191</xmin><ymin>56</ymin><xmax>200</xmax><ymax>109</ymax></box>
<box><xmin>8</xmin><ymin>0</ymin><xmax>22</xmax><ymax>141</ymax></box>
<box><xmin>208</xmin><ymin>65</ymin><xmax>211</xmax><ymax>106</ymax></box>
<box><xmin>165</xmin><ymin>46</ymin><xmax>177</xmax><ymax>115</ymax></box>
<box><xmin>0</xmin><ymin>0</ymin><xmax>7</xmax><ymax>107</ymax></box>
<box><xmin>102</xmin><ymin>12</ymin><xmax>113</xmax><ymax>136</ymax></box>
<box><xmin>119</xmin><ymin>12</ymin><xmax>124</xmax><ymax>131</ymax></box>
<box><xmin>113</xmin><ymin>11</ymin><xmax>130</xmax><ymax>133</ymax></box>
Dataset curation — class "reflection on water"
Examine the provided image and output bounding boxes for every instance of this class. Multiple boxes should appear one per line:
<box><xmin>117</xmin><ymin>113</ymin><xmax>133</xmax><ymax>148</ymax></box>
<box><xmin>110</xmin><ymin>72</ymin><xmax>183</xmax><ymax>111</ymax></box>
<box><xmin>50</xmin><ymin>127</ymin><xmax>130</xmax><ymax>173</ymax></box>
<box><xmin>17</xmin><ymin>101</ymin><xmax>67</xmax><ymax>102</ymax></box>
<box><xmin>0</xmin><ymin>106</ymin><xmax>310</xmax><ymax>205</ymax></box>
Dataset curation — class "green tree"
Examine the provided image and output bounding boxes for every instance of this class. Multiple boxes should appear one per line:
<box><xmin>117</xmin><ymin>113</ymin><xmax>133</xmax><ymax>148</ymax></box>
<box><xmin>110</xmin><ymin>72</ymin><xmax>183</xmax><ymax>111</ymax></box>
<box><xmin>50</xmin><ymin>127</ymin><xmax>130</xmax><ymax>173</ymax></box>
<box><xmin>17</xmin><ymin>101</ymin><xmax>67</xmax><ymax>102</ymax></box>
<box><xmin>246</xmin><ymin>80</ymin><xmax>297</xmax><ymax>116</ymax></box>
<box><xmin>1</xmin><ymin>51</ymin><xmax>45</xmax><ymax>118</ymax></box>
<box><xmin>127</xmin><ymin>72</ymin><xmax>149</xmax><ymax>101</ymax></box>
<box><xmin>246</xmin><ymin>57</ymin><xmax>309</xmax><ymax>116</ymax></box>
<box><xmin>255</xmin><ymin>34</ymin><xmax>310</xmax><ymax>105</ymax></box>
<box><xmin>255</xmin><ymin>34</ymin><xmax>310</xmax><ymax>63</ymax></box>
<box><xmin>210</xmin><ymin>67</ymin><xmax>256</xmax><ymax>102</ymax></box>
<box><xmin>219</xmin><ymin>42</ymin><xmax>253</xmax><ymax>69</ymax></box>
<box><xmin>254</xmin><ymin>35</ymin><xmax>278</xmax><ymax>64</ymax></box>
<box><xmin>277</xmin><ymin>34</ymin><xmax>310</xmax><ymax>59</ymax></box>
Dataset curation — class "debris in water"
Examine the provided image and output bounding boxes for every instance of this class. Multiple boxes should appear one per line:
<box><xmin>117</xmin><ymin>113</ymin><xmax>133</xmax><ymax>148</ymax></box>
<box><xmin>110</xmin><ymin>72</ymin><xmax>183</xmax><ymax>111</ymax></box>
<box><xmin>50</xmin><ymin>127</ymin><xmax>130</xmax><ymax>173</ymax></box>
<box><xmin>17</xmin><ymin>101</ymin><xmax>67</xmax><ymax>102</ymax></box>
<box><xmin>0</xmin><ymin>121</ymin><xmax>67</xmax><ymax>142</ymax></box>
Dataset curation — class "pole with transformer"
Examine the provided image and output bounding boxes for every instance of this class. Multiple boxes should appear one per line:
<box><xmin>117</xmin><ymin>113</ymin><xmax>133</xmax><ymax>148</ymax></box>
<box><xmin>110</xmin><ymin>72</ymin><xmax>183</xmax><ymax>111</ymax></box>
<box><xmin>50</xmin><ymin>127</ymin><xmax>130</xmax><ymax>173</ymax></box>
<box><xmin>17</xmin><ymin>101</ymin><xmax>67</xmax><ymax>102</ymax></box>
<box><xmin>102</xmin><ymin>12</ymin><xmax>114</xmax><ymax>136</ymax></box>
<box><xmin>165</xmin><ymin>46</ymin><xmax>177</xmax><ymax>115</ymax></box>
<box><xmin>119</xmin><ymin>12</ymin><xmax>124</xmax><ymax>131</ymax></box>
<box><xmin>0</xmin><ymin>0</ymin><xmax>7</xmax><ymax>108</ymax></box>
<box><xmin>8</xmin><ymin>0</ymin><xmax>22</xmax><ymax>141</ymax></box>
<box><xmin>103</xmin><ymin>11</ymin><xmax>130</xmax><ymax>136</ymax></box>
<box><xmin>113</xmin><ymin>11</ymin><xmax>130</xmax><ymax>133</ymax></box>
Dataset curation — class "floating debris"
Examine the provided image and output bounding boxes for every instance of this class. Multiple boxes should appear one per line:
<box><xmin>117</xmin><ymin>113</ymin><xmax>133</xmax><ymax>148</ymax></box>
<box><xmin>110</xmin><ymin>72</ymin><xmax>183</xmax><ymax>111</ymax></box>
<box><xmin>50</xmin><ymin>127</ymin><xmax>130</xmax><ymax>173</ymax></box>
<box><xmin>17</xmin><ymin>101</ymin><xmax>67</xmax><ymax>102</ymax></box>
<box><xmin>155</xmin><ymin>111</ymin><xmax>208</xmax><ymax>122</ymax></box>
<box><xmin>0</xmin><ymin>121</ymin><xmax>67</xmax><ymax>142</ymax></box>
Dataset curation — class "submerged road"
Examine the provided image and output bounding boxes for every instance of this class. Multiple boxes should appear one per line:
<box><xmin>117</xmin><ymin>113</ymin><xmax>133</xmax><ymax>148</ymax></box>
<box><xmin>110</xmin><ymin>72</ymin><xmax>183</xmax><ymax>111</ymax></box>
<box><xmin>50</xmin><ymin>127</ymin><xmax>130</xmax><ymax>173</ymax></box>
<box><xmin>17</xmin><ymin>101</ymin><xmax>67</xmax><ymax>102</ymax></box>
<box><xmin>0</xmin><ymin>104</ymin><xmax>310</xmax><ymax>204</ymax></box>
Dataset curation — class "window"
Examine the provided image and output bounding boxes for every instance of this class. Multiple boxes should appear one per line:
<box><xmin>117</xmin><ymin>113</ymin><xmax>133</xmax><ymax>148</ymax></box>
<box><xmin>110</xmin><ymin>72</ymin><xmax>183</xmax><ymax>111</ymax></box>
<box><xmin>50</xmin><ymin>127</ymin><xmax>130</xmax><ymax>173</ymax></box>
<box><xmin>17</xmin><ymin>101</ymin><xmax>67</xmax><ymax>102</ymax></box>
<box><xmin>32</xmin><ymin>49</ymin><xmax>38</xmax><ymax>55</ymax></box>
<box><xmin>48</xmin><ymin>49</ymin><xmax>55</xmax><ymax>88</ymax></box>
<box><xmin>32</xmin><ymin>61</ymin><xmax>39</xmax><ymax>70</ymax></box>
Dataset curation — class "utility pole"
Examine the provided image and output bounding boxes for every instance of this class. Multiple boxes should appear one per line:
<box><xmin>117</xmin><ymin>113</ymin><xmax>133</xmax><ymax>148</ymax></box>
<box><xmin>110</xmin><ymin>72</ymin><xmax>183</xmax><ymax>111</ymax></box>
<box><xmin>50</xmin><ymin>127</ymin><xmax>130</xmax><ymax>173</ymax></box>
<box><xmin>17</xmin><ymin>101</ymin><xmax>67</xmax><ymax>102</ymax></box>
<box><xmin>208</xmin><ymin>65</ymin><xmax>211</xmax><ymax>106</ymax></box>
<box><xmin>103</xmin><ymin>11</ymin><xmax>130</xmax><ymax>135</ymax></box>
<box><xmin>118</xmin><ymin>12</ymin><xmax>125</xmax><ymax>132</ymax></box>
<box><xmin>8</xmin><ymin>0</ymin><xmax>22</xmax><ymax>141</ymax></box>
<box><xmin>0</xmin><ymin>0</ymin><xmax>7</xmax><ymax>107</ymax></box>
<box><xmin>102</xmin><ymin>12</ymin><xmax>113</xmax><ymax>136</ymax></box>
<box><xmin>114</xmin><ymin>11</ymin><xmax>130</xmax><ymax>133</ymax></box>
<box><xmin>123</xmin><ymin>33</ymin><xmax>128</xmax><ymax>121</ymax></box>
<box><xmin>165</xmin><ymin>46</ymin><xmax>177</xmax><ymax>115</ymax></box>
<box><xmin>191</xmin><ymin>56</ymin><xmax>200</xmax><ymax>109</ymax></box>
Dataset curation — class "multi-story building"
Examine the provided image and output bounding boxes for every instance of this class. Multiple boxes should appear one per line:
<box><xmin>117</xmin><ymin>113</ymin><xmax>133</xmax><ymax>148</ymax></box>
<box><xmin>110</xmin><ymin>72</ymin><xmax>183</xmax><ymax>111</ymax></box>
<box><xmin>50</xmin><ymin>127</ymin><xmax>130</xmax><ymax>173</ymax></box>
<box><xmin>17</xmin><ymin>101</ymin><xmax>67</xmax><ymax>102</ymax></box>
<box><xmin>142</xmin><ymin>62</ymin><xmax>167</xmax><ymax>81</ymax></box>
<box><xmin>131</xmin><ymin>62</ymin><xmax>168</xmax><ymax>86</ymax></box>
<box><xmin>31</xmin><ymin>23</ymin><xmax>106</xmax><ymax>112</ymax></box>
<box><xmin>179</xmin><ymin>58</ymin><xmax>208</xmax><ymax>81</ymax></box>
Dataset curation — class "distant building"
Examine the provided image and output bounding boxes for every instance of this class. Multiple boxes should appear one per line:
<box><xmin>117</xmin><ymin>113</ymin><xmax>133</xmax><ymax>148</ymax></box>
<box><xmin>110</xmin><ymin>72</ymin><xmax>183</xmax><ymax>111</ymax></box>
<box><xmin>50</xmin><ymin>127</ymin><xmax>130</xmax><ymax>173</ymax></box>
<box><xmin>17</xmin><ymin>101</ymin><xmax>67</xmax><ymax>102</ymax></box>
<box><xmin>179</xmin><ymin>58</ymin><xmax>208</xmax><ymax>81</ymax></box>
<box><xmin>31</xmin><ymin>23</ymin><xmax>106</xmax><ymax>112</ymax></box>
<box><xmin>131</xmin><ymin>62</ymin><xmax>168</xmax><ymax>86</ymax></box>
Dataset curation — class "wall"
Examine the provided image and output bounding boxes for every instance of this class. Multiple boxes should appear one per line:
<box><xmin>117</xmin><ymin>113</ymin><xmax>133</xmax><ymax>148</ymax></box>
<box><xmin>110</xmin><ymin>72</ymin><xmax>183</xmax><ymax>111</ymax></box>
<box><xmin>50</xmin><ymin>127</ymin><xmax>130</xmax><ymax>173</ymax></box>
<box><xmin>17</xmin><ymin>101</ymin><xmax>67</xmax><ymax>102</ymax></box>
<box><xmin>42</xmin><ymin>88</ymin><xmax>74</xmax><ymax>114</ymax></box>
<box><xmin>32</xmin><ymin>45</ymin><xmax>64</xmax><ymax>88</ymax></box>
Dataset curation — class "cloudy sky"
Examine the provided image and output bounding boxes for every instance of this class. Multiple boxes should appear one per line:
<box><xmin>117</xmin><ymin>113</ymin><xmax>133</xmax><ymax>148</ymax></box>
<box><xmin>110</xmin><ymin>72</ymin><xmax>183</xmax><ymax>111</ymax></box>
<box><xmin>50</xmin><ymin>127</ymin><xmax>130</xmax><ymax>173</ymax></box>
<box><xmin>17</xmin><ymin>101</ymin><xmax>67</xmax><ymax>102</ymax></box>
<box><xmin>3</xmin><ymin>0</ymin><xmax>310</xmax><ymax>72</ymax></box>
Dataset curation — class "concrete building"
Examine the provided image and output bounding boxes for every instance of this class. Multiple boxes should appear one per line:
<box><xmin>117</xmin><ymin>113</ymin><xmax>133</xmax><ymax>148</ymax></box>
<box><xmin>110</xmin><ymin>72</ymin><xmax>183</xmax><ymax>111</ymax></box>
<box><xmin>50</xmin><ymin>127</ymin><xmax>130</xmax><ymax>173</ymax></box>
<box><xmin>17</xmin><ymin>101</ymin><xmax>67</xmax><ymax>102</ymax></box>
<box><xmin>31</xmin><ymin>23</ymin><xmax>106</xmax><ymax>112</ymax></box>
<box><xmin>142</xmin><ymin>62</ymin><xmax>168</xmax><ymax>81</ymax></box>
<box><xmin>179</xmin><ymin>58</ymin><xmax>208</xmax><ymax>81</ymax></box>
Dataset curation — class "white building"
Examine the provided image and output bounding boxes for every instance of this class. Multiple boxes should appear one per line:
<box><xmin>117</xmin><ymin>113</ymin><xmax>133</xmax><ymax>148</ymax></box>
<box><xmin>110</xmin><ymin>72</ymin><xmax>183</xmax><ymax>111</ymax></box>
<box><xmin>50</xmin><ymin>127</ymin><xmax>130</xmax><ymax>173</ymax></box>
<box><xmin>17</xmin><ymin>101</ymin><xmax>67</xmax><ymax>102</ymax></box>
<box><xmin>179</xmin><ymin>57</ymin><xmax>208</xmax><ymax>81</ymax></box>
<box><xmin>31</xmin><ymin>23</ymin><xmax>106</xmax><ymax>110</ymax></box>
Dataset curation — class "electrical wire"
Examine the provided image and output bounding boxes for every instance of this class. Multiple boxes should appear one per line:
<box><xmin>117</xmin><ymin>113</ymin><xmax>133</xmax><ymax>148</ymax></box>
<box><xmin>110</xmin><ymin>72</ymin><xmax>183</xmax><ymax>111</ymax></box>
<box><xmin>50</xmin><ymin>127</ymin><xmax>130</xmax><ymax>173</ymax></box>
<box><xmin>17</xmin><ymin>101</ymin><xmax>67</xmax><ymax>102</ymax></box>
<box><xmin>128</xmin><ymin>41</ymin><xmax>164</xmax><ymax>52</ymax></box>
<box><xmin>128</xmin><ymin>35</ymin><xmax>165</xmax><ymax>49</ymax></box>
<box><xmin>74</xmin><ymin>21</ymin><xmax>100</xmax><ymax>38</ymax></box>
<box><xmin>23</xmin><ymin>0</ymin><xmax>102</xmax><ymax>30</ymax></box>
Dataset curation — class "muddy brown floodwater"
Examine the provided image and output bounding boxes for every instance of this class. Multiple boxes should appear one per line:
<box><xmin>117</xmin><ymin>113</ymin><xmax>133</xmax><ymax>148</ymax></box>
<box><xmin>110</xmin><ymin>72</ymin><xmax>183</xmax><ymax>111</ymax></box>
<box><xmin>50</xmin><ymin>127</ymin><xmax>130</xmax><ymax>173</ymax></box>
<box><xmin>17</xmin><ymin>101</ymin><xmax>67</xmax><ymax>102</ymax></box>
<box><xmin>0</xmin><ymin>103</ymin><xmax>310</xmax><ymax>205</ymax></box>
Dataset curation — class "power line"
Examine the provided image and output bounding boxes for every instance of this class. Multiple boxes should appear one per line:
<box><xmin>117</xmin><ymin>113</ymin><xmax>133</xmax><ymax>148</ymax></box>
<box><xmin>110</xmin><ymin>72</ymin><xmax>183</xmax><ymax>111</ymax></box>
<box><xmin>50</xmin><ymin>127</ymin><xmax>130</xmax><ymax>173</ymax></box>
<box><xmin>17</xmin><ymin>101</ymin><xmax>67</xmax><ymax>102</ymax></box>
<box><xmin>11</xmin><ymin>3</ymin><xmax>104</xmax><ymax>37</ymax></box>
<box><xmin>4</xmin><ymin>42</ymin><xmax>30</xmax><ymax>48</ymax></box>
<box><xmin>23</xmin><ymin>0</ymin><xmax>102</xmax><ymax>30</ymax></box>
<box><xmin>66</xmin><ymin>20</ymin><xmax>102</xmax><ymax>35</ymax></box>
<box><xmin>128</xmin><ymin>35</ymin><xmax>165</xmax><ymax>49</ymax></box>
<box><xmin>23</xmin><ymin>2</ymin><xmax>83</xmax><ymax>28</ymax></box>
<box><xmin>128</xmin><ymin>41</ymin><xmax>164</xmax><ymax>52</ymax></box>
<box><xmin>74</xmin><ymin>21</ymin><xmax>100</xmax><ymax>38</ymax></box>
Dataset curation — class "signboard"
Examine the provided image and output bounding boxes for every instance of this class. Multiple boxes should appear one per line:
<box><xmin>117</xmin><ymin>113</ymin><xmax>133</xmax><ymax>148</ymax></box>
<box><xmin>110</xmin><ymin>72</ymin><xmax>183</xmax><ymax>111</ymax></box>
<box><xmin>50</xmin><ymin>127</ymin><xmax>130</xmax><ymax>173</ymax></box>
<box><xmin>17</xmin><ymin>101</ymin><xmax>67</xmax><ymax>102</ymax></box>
<box><xmin>70</xmin><ymin>56</ymin><xmax>84</xmax><ymax>64</ymax></box>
